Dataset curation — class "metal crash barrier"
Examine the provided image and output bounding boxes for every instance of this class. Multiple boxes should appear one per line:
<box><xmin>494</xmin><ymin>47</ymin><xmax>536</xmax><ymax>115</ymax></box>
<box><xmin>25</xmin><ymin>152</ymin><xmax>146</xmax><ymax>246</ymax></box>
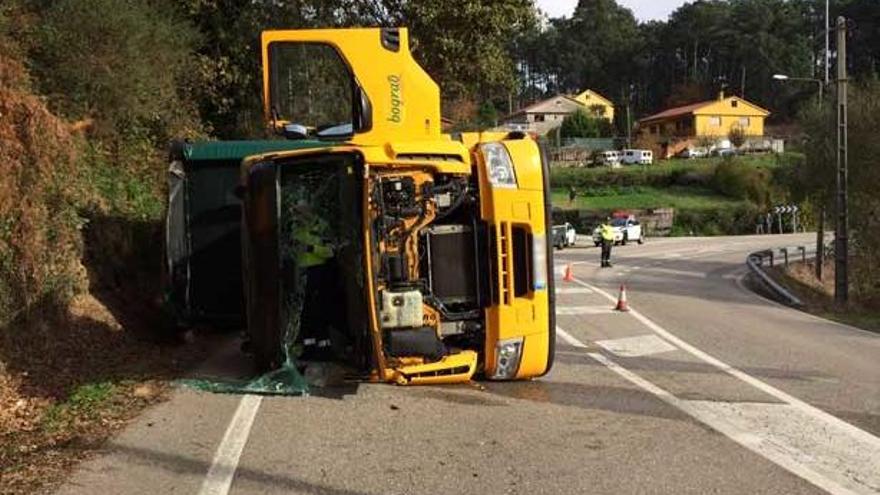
<box><xmin>745</xmin><ymin>246</ymin><xmax>817</xmax><ymax>307</ymax></box>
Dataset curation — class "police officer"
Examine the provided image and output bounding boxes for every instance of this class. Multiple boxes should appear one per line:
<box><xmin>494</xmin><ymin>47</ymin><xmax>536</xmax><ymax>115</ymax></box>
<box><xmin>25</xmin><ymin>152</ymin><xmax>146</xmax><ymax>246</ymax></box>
<box><xmin>600</xmin><ymin>217</ymin><xmax>615</xmax><ymax>268</ymax></box>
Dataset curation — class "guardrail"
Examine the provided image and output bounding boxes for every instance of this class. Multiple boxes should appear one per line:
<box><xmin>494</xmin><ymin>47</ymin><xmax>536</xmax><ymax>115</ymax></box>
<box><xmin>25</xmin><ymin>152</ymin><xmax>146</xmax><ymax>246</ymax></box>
<box><xmin>745</xmin><ymin>243</ymin><xmax>826</xmax><ymax>307</ymax></box>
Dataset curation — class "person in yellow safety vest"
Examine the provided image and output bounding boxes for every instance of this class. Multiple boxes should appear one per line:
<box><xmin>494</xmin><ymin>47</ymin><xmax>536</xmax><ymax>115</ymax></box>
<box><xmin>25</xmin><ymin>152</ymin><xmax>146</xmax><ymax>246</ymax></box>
<box><xmin>292</xmin><ymin>224</ymin><xmax>334</xmax><ymax>267</ymax></box>
<box><xmin>600</xmin><ymin>218</ymin><xmax>615</xmax><ymax>268</ymax></box>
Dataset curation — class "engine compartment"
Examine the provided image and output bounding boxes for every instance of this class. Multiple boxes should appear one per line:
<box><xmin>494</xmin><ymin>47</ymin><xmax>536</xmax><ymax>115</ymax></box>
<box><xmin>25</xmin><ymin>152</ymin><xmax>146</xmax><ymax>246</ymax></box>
<box><xmin>368</xmin><ymin>169</ymin><xmax>490</xmax><ymax>372</ymax></box>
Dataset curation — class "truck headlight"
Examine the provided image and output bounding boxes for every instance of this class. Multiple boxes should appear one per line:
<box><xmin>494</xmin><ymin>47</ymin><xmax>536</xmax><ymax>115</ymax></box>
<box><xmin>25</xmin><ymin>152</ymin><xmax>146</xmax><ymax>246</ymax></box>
<box><xmin>532</xmin><ymin>234</ymin><xmax>547</xmax><ymax>291</ymax></box>
<box><xmin>480</xmin><ymin>142</ymin><xmax>518</xmax><ymax>188</ymax></box>
<box><xmin>490</xmin><ymin>337</ymin><xmax>523</xmax><ymax>379</ymax></box>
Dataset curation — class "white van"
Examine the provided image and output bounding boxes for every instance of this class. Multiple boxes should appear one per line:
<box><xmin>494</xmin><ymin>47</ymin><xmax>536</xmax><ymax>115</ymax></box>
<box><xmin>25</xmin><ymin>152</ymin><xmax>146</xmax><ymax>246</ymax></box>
<box><xmin>595</xmin><ymin>150</ymin><xmax>621</xmax><ymax>167</ymax></box>
<box><xmin>622</xmin><ymin>149</ymin><xmax>653</xmax><ymax>165</ymax></box>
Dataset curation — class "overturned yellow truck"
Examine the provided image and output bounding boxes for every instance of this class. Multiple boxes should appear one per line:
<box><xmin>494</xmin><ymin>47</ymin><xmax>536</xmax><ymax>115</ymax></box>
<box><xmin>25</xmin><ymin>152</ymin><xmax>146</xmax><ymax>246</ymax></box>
<box><xmin>169</xmin><ymin>28</ymin><xmax>555</xmax><ymax>386</ymax></box>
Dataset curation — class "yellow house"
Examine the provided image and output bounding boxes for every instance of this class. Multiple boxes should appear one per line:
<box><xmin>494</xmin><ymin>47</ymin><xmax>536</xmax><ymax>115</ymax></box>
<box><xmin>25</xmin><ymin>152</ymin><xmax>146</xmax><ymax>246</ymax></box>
<box><xmin>638</xmin><ymin>93</ymin><xmax>769</xmax><ymax>139</ymax></box>
<box><xmin>571</xmin><ymin>89</ymin><xmax>615</xmax><ymax>122</ymax></box>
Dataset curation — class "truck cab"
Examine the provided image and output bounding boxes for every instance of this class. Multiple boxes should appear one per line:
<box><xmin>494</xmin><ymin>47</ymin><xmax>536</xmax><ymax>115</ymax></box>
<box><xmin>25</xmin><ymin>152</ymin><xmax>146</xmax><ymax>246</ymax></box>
<box><xmin>235</xmin><ymin>28</ymin><xmax>555</xmax><ymax>385</ymax></box>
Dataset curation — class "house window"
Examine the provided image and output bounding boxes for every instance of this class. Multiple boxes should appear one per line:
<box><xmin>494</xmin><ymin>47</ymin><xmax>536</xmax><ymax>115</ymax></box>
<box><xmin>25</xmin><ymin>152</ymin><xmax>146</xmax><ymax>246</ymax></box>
<box><xmin>534</xmin><ymin>114</ymin><xmax>545</xmax><ymax>122</ymax></box>
<box><xmin>731</xmin><ymin>100</ymin><xmax>738</xmax><ymax>108</ymax></box>
<box><xmin>651</xmin><ymin>125</ymin><xmax>659</xmax><ymax>135</ymax></box>
<box><xmin>739</xmin><ymin>117</ymin><xmax>750</xmax><ymax>127</ymax></box>
<box><xmin>708</xmin><ymin>116</ymin><xmax>721</xmax><ymax>126</ymax></box>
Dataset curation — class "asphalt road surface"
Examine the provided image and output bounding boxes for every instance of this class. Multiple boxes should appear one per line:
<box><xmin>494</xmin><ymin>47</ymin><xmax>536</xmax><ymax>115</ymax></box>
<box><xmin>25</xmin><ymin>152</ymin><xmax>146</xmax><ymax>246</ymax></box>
<box><xmin>56</xmin><ymin>234</ymin><xmax>880</xmax><ymax>495</ymax></box>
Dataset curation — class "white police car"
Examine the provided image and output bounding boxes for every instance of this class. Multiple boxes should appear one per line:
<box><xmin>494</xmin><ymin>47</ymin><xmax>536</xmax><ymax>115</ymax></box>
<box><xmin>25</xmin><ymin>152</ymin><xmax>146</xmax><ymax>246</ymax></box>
<box><xmin>592</xmin><ymin>216</ymin><xmax>644</xmax><ymax>246</ymax></box>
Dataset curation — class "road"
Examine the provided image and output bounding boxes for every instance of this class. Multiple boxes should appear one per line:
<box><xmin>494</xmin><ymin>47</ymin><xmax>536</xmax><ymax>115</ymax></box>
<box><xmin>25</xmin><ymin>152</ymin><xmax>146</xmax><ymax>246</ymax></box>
<box><xmin>56</xmin><ymin>234</ymin><xmax>880</xmax><ymax>495</ymax></box>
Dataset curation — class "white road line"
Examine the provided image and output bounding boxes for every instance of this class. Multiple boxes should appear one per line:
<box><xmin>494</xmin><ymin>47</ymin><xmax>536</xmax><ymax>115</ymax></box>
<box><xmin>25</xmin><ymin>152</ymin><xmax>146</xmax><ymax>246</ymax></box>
<box><xmin>639</xmin><ymin>266</ymin><xmax>706</xmax><ymax>278</ymax></box>
<box><xmin>555</xmin><ymin>305</ymin><xmax>615</xmax><ymax>316</ymax></box>
<box><xmin>582</xmin><ymin>348</ymin><xmax>872</xmax><ymax>495</ymax></box>
<box><xmin>557</xmin><ymin>329</ymin><xmax>878</xmax><ymax>495</ymax></box>
<box><xmin>555</xmin><ymin>287</ymin><xmax>593</xmax><ymax>295</ymax></box>
<box><xmin>568</xmin><ymin>275</ymin><xmax>880</xmax><ymax>451</ymax></box>
<box><xmin>198</xmin><ymin>395</ymin><xmax>263</xmax><ymax>495</ymax></box>
<box><xmin>595</xmin><ymin>334</ymin><xmax>677</xmax><ymax>357</ymax></box>
<box><xmin>556</xmin><ymin>326</ymin><xmax>589</xmax><ymax>348</ymax></box>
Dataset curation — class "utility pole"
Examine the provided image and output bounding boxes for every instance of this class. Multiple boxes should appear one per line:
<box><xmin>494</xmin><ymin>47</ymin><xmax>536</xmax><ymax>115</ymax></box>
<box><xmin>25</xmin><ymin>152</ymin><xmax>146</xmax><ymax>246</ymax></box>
<box><xmin>835</xmin><ymin>16</ymin><xmax>849</xmax><ymax>304</ymax></box>
<box><xmin>825</xmin><ymin>0</ymin><xmax>830</xmax><ymax>85</ymax></box>
<box><xmin>626</xmin><ymin>84</ymin><xmax>634</xmax><ymax>149</ymax></box>
<box><xmin>817</xmin><ymin>0</ymin><xmax>831</xmax><ymax>280</ymax></box>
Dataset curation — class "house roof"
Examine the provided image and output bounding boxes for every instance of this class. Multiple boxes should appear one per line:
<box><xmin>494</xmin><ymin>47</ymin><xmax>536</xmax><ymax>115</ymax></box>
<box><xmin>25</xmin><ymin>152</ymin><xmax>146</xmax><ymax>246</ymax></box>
<box><xmin>574</xmin><ymin>89</ymin><xmax>614</xmax><ymax>107</ymax></box>
<box><xmin>523</xmin><ymin>95</ymin><xmax>583</xmax><ymax>114</ymax></box>
<box><xmin>639</xmin><ymin>96</ymin><xmax>770</xmax><ymax>124</ymax></box>
<box><xmin>503</xmin><ymin>95</ymin><xmax>585</xmax><ymax>121</ymax></box>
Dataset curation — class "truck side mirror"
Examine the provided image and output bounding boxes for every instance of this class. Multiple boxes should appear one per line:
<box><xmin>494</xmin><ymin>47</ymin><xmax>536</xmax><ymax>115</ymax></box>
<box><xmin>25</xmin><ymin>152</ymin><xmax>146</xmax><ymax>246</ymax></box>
<box><xmin>355</xmin><ymin>85</ymin><xmax>372</xmax><ymax>133</ymax></box>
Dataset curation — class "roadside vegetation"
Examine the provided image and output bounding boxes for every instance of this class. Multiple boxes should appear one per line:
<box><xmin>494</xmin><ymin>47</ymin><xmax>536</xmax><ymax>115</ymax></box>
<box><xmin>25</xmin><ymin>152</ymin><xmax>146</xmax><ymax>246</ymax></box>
<box><xmin>769</xmin><ymin>261</ymin><xmax>880</xmax><ymax>334</ymax></box>
<box><xmin>550</xmin><ymin>153</ymin><xmax>795</xmax><ymax>234</ymax></box>
<box><xmin>783</xmin><ymin>81</ymin><xmax>880</xmax><ymax>314</ymax></box>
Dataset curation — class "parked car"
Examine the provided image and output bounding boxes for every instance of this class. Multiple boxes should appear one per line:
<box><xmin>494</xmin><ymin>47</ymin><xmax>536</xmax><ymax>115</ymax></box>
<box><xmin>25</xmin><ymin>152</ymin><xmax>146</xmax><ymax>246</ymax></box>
<box><xmin>552</xmin><ymin>223</ymin><xmax>577</xmax><ymax>250</ymax></box>
<box><xmin>593</xmin><ymin>216</ymin><xmax>644</xmax><ymax>246</ymax></box>
<box><xmin>595</xmin><ymin>150</ymin><xmax>621</xmax><ymax>168</ymax></box>
<box><xmin>675</xmin><ymin>147</ymin><xmax>707</xmax><ymax>159</ymax></box>
<box><xmin>710</xmin><ymin>147</ymin><xmax>737</xmax><ymax>157</ymax></box>
<box><xmin>621</xmin><ymin>149</ymin><xmax>654</xmax><ymax>165</ymax></box>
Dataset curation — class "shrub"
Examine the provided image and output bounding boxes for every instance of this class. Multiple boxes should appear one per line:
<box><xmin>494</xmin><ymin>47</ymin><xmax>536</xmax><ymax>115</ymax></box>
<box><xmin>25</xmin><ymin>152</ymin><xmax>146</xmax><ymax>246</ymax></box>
<box><xmin>710</xmin><ymin>159</ymin><xmax>771</xmax><ymax>207</ymax></box>
<box><xmin>673</xmin><ymin>204</ymin><xmax>761</xmax><ymax>236</ymax></box>
<box><xmin>29</xmin><ymin>0</ymin><xmax>202</xmax><ymax>144</ymax></box>
<box><xmin>728</xmin><ymin>125</ymin><xmax>746</xmax><ymax>149</ymax></box>
<box><xmin>0</xmin><ymin>40</ymin><xmax>86</xmax><ymax>325</ymax></box>
<box><xmin>550</xmin><ymin>161</ymin><xmax>718</xmax><ymax>190</ymax></box>
<box><xmin>561</xmin><ymin>109</ymin><xmax>613</xmax><ymax>138</ymax></box>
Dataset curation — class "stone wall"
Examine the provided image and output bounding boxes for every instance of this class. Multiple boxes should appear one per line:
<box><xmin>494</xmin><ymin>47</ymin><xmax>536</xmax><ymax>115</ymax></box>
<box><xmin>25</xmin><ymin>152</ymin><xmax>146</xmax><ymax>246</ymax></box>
<box><xmin>552</xmin><ymin>208</ymin><xmax>675</xmax><ymax>237</ymax></box>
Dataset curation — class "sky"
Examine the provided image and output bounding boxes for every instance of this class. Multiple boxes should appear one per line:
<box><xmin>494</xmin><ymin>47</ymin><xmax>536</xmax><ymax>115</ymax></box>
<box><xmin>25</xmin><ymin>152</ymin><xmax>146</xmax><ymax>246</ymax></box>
<box><xmin>536</xmin><ymin>0</ymin><xmax>688</xmax><ymax>22</ymax></box>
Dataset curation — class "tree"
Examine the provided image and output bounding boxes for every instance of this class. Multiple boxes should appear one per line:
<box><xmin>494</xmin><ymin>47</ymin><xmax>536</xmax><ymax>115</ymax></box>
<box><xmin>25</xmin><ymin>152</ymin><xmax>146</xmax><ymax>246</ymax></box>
<box><xmin>560</xmin><ymin>109</ymin><xmax>613</xmax><ymax>138</ymax></box>
<box><xmin>399</xmin><ymin>0</ymin><xmax>539</xmax><ymax>102</ymax></box>
<box><xmin>728</xmin><ymin>125</ymin><xmax>747</xmax><ymax>149</ymax></box>
<box><xmin>178</xmin><ymin>0</ymin><xmax>539</xmax><ymax>136</ymax></box>
<box><xmin>476</xmin><ymin>101</ymin><xmax>499</xmax><ymax>129</ymax></box>
<box><xmin>792</xmin><ymin>81</ymin><xmax>880</xmax><ymax>300</ymax></box>
<box><xmin>556</xmin><ymin>0</ymin><xmax>642</xmax><ymax>96</ymax></box>
<box><xmin>29</xmin><ymin>0</ymin><xmax>201</xmax><ymax>142</ymax></box>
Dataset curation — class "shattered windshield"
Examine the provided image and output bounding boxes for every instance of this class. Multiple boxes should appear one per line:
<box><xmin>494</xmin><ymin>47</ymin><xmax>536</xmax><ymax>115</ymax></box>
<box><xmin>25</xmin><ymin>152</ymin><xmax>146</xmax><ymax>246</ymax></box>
<box><xmin>269</xmin><ymin>42</ymin><xmax>354</xmax><ymax>134</ymax></box>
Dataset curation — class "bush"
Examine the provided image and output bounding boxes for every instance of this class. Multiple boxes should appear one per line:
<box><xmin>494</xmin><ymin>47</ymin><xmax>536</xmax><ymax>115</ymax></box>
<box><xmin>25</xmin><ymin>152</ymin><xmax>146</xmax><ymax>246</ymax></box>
<box><xmin>672</xmin><ymin>204</ymin><xmax>761</xmax><ymax>236</ymax></box>
<box><xmin>710</xmin><ymin>159</ymin><xmax>771</xmax><ymax>207</ymax></box>
<box><xmin>560</xmin><ymin>109</ymin><xmax>614</xmax><ymax>138</ymax></box>
<box><xmin>0</xmin><ymin>10</ymin><xmax>174</xmax><ymax>326</ymax></box>
<box><xmin>550</xmin><ymin>161</ymin><xmax>717</xmax><ymax>190</ymax></box>
<box><xmin>29</xmin><ymin>0</ymin><xmax>202</xmax><ymax>144</ymax></box>
<box><xmin>0</xmin><ymin>39</ymin><xmax>86</xmax><ymax>326</ymax></box>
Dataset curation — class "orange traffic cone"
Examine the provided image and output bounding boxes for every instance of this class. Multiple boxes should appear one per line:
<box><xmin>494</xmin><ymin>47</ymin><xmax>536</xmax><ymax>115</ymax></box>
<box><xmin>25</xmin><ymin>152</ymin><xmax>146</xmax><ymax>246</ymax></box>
<box><xmin>614</xmin><ymin>284</ymin><xmax>630</xmax><ymax>312</ymax></box>
<box><xmin>563</xmin><ymin>264</ymin><xmax>574</xmax><ymax>282</ymax></box>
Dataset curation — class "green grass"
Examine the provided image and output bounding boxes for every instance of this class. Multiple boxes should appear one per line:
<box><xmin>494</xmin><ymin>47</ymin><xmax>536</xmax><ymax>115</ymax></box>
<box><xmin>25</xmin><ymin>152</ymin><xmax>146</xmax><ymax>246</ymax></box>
<box><xmin>552</xmin><ymin>186</ymin><xmax>749</xmax><ymax>211</ymax></box>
